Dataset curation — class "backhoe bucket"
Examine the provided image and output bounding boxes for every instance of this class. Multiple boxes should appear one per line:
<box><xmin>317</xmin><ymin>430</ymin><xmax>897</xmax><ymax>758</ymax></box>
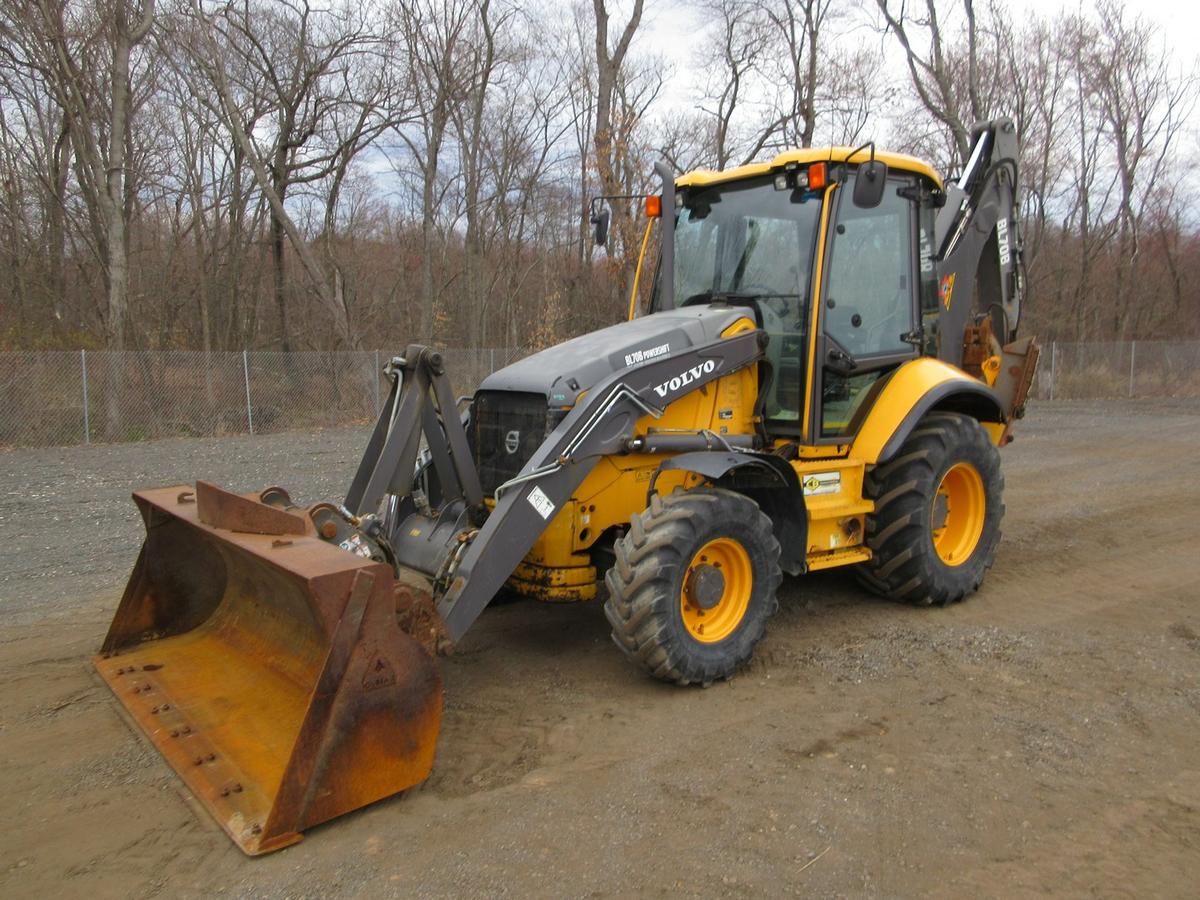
<box><xmin>94</xmin><ymin>483</ymin><xmax>442</xmax><ymax>855</ymax></box>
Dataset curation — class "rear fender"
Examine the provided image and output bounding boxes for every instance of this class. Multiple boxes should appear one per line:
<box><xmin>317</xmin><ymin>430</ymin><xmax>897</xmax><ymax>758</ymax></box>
<box><xmin>653</xmin><ymin>451</ymin><xmax>807</xmax><ymax>575</ymax></box>
<box><xmin>851</xmin><ymin>358</ymin><xmax>1005</xmax><ymax>465</ymax></box>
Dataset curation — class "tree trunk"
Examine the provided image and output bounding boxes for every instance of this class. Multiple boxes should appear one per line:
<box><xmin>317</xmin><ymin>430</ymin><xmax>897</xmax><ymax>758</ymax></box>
<box><xmin>463</xmin><ymin>0</ymin><xmax>494</xmax><ymax>348</ymax></box>
<box><xmin>417</xmin><ymin>87</ymin><xmax>449</xmax><ymax>346</ymax></box>
<box><xmin>272</xmin><ymin>190</ymin><xmax>290</xmax><ymax>351</ymax></box>
<box><xmin>420</xmin><ymin>140</ymin><xmax>438</xmax><ymax>344</ymax></box>
<box><xmin>105</xmin><ymin>27</ymin><xmax>132</xmax><ymax>352</ymax></box>
<box><xmin>592</xmin><ymin>0</ymin><xmax>645</xmax><ymax>308</ymax></box>
<box><xmin>104</xmin><ymin>23</ymin><xmax>136</xmax><ymax>437</ymax></box>
<box><xmin>49</xmin><ymin>124</ymin><xmax>69</xmax><ymax>330</ymax></box>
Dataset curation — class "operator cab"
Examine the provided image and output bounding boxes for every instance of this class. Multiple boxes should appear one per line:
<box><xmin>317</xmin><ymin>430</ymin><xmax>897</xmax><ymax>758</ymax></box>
<box><xmin>651</xmin><ymin>149</ymin><xmax>943</xmax><ymax>444</ymax></box>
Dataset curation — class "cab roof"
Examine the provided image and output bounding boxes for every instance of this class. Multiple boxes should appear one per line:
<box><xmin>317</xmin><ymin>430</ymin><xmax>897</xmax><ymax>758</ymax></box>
<box><xmin>676</xmin><ymin>146</ymin><xmax>943</xmax><ymax>191</ymax></box>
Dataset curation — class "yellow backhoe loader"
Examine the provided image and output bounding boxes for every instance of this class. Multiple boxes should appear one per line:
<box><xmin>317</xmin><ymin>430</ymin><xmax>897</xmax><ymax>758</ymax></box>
<box><xmin>95</xmin><ymin>119</ymin><xmax>1038</xmax><ymax>854</ymax></box>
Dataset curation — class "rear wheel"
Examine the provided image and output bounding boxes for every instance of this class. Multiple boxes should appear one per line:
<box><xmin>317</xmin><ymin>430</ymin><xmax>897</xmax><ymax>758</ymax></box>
<box><xmin>604</xmin><ymin>488</ymin><xmax>782</xmax><ymax>686</ymax></box>
<box><xmin>856</xmin><ymin>412</ymin><xmax>1004</xmax><ymax>606</ymax></box>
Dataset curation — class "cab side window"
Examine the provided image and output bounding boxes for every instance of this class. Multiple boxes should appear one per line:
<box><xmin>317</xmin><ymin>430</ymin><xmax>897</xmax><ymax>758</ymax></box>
<box><xmin>819</xmin><ymin>180</ymin><xmax>917</xmax><ymax>438</ymax></box>
<box><xmin>823</xmin><ymin>184</ymin><xmax>914</xmax><ymax>358</ymax></box>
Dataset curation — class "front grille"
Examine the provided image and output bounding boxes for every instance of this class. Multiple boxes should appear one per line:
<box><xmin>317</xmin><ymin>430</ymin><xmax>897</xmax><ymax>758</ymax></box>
<box><xmin>470</xmin><ymin>391</ymin><xmax>551</xmax><ymax>497</ymax></box>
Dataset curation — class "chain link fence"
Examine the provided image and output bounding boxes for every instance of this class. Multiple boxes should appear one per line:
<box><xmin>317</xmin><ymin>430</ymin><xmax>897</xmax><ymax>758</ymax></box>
<box><xmin>1</xmin><ymin>341</ymin><xmax>1197</xmax><ymax>448</ymax></box>
<box><xmin>1033</xmin><ymin>341</ymin><xmax>1200</xmax><ymax>401</ymax></box>
<box><xmin>0</xmin><ymin>348</ymin><xmax>521</xmax><ymax>448</ymax></box>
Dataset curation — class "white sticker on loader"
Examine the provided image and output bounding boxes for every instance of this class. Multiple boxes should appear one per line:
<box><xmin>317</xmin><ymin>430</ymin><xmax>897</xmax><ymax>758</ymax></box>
<box><xmin>527</xmin><ymin>485</ymin><xmax>556</xmax><ymax>519</ymax></box>
<box><xmin>802</xmin><ymin>472</ymin><xmax>841</xmax><ymax>496</ymax></box>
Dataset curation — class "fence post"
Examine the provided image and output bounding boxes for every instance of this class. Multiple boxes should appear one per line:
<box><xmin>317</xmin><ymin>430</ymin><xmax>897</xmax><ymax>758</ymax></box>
<box><xmin>243</xmin><ymin>350</ymin><xmax>254</xmax><ymax>435</ymax></box>
<box><xmin>1049</xmin><ymin>341</ymin><xmax>1057</xmax><ymax>401</ymax></box>
<box><xmin>81</xmin><ymin>349</ymin><xmax>90</xmax><ymax>445</ymax></box>
<box><xmin>1128</xmin><ymin>340</ymin><xmax>1136</xmax><ymax>398</ymax></box>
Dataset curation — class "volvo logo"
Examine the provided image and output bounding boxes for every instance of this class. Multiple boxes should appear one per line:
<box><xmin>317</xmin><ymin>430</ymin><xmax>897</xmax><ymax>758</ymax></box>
<box><xmin>504</xmin><ymin>429</ymin><xmax>520</xmax><ymax>454</ymax></box>
<box><xmin>653</xmin><ymin>359</ymin><xmax>717</xmax><ymax>398</ymax></box>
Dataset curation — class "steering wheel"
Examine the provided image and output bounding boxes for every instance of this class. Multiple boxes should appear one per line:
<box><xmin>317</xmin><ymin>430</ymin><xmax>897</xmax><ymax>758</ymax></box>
<box><xmin>737</xmin><ymin>284</ymin><xmax>800</xmax><ymax>323</ymax></box>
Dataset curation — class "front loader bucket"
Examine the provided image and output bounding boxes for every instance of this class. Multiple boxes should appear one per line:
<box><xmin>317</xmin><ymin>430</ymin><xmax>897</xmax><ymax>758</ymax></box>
<box><xmin>94</xmin><ymin>483</ymin><xmax>442</xmax><ymax>855</ymax></box>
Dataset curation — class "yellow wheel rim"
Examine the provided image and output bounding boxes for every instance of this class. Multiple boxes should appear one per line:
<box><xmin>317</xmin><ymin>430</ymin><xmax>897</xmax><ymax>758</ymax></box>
<box><xmin>931</xmin><ymin>462</ymin><xmax>986</xmax><ymax>566</ymax></box>
<box><xmin>679</xmin><ymin>538</ymin><xmax>753</xmax><ymax>643</ymax></box>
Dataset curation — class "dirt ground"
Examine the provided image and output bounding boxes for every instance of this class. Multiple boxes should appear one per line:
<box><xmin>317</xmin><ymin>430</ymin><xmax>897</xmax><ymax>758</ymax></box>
<box><xmin>1</xmin><ymin>400</ymin><xmax>1198</xmax><ymax>898</ymax></box>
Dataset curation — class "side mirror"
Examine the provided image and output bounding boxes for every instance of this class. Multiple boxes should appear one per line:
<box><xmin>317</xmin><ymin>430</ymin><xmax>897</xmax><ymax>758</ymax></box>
<box><xmin>853</xmin><ymin>160</ymin><xmax>889</xmax><ymax>208</ymax></box>
<box><xmin>591</xmin><ymin>206</ymin><xmax>610</xmax><ymax>247</ymax></box>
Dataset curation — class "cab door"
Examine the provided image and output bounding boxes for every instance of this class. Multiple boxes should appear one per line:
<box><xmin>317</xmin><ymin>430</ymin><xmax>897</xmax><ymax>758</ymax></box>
<box><xmin>812</xmin><ymin>177</ymin><xmax>921</xmax><ymax>441</ymax></box>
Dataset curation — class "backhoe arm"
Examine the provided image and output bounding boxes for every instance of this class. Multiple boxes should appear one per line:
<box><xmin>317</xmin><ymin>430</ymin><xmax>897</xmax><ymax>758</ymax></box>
<box><xmin>933</xmin><ymin>118</ymin><xmax>1025</xmax><ymax>366</ymax></box>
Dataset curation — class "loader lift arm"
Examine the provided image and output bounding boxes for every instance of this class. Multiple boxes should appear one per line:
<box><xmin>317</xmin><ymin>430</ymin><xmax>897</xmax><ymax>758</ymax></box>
<box><xmin>344</xmin><ymin>346</ymin><xmax>484</xmax><ymax>525</ymax></box>
<box><xmin>349</xmin><ymin>331</ymin><xmax>767</xmax><ymax>644</ymax></box>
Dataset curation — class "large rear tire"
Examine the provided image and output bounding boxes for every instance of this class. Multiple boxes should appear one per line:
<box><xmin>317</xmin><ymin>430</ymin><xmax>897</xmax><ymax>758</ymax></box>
<box><xmin>856</xmin><ymin>412</ymin><xmax>1004</xmax><ymax>606</ymax></box>
<box><xmin>604</xmin><ymin>488</ymin><xmax>782</xmax><ymax>686</ymax></box>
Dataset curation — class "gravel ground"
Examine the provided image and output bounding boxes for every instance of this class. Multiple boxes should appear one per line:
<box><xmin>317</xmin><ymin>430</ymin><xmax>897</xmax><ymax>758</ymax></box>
<box><xmin>0</xmin><ymin>426</ymin><xmax>365</xmax><ymax>627</ymax></box>
<box><xmin>1</xmin><ymin>399</ymin><xmax>1199</xmax><ymax>898</ymax></box>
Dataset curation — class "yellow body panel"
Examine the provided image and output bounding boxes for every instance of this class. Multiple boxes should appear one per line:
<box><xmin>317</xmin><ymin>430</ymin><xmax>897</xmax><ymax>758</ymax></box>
<box><xmin>850</xmin><ymin>358</ymin><xmax>997</xmax><ymax>464</ymax></box>
<box><xmin>982</xmin><ymin>421</ymin><xmax>1005</xmax><ymax>444</ymax></box>
<box><xmin>677</xmin><ymin>146</ymin><xmax>943</xmax><ymax>191</ymax></box>
<box><xmin>512</xmin><ymin>334</ymin><xmax>1003</xmax><ymax>599</ymax></box>
<box><xmin>806</xmin><ymin>546</ymin><xmax>873</xmax><ymax>571</ymax></box>
<box><xmin>788</xmin><ymin>441</ymin><xmax>851</xmax><ymax>459</ymax></box>
<box><xmin>508</xmin><ymin>560</ymin><xmax>597</xmax><ymax>602</ymax></box>
<box><xmin>790</xmin><ymin>457</ymin><xmax>872</xmax><ymax>567</ymax></box>
<box><xmin>510</xmin><ymin>317</ymin><xmax>759</xmax><ymax>600</ymax></box>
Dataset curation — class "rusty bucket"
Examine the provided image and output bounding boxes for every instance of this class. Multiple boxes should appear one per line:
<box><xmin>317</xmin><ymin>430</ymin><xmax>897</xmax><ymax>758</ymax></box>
<box><xmin>94</xmin><ymin>482</ymin><xmax>442</xmax><ymax>855</ymax></box>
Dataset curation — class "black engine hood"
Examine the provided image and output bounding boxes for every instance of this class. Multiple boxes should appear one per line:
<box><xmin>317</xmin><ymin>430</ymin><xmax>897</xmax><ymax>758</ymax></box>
<box><xmin>479</xmin><ymin>305</ymin><xmax>752</xmax><ymax>407</ymax></box>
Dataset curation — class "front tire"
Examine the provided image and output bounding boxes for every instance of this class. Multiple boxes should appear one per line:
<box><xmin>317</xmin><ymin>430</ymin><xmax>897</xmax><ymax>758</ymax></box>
<box><xmin>604</xmin><ymin>488</ymin><xmax>782</xmax><ymax>686</ymax></box>
<box><xmin>856</xmin><ymin>412</ymin><xmax>1004</xmax><ymax>606</ymax></box>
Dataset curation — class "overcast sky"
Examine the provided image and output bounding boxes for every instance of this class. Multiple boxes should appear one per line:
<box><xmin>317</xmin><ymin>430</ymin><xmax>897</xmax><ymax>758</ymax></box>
<box><xmin>638</xmin><ymin>0</ymin><xmax>1198</xmax><ymax>153</ymax></box>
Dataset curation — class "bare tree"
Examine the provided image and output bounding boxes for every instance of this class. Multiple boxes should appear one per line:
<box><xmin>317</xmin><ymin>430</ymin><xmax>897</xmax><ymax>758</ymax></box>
<box><xmin>469</xmin><ymin>22</ymin><xmax>574</xmax><ymax>346</ymax></box>
<box><xmin>4</xmin><ymin>0</ymin><xmax>156</xmax><ymax>351</ymax></box>
<box><xmin>2</xmin><ymin>0</ymin><xmax>1199</xmax><ymax>357</ymax></box>
<box><xmin>874</xmin><ymin>0</ymin><xmax>979</xmax><ymax>162</ymax></box>
<box><xmin>763</xmin><ymin>0</ymin><xmax>831</xmax><ymax>151</ymax></box>
<box><xmin>591</xmin><ymin>0</ymin><xmax>645</xmax><ymax>300</ymax></box>
<box><xmin>818</xmin><ymin>45</ymin><xmax>886</xmax><ymax>146</ymax></box>
<box><xmin>693</xmin><ymin>0</ymin><xmax>772</xmax><ymax>168</ymax></box>
<box><xmin>450</xmin><ymin>0</ymin><xmax>519</xmax><ymax>348</ymax></box>
<box><xmin>0</xmin><ymin>51</ymin><xmax>72</xmax><ymax>337</ymax></box>
<box><xmin>183</xmin><ymin>0</ymin><xmax>411</xmax><ymax>348</ymax></box>
<box><xmin>387</xmin><ymin>0</ymin><xmax>476</xmax><ymax>344</ymax></box>
<box><xmin>563</xmin><ymin>1</ymin><xmax>596</xmax><ymax>275</ymax></box>
<box><xmin>1084</xmin><ymin>0</ymin><xmax>1197</xmax><ymax>338</ymax></box>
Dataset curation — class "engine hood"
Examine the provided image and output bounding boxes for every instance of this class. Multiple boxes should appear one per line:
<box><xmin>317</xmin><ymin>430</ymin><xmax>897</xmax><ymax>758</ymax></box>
<box><xmin>479</xmin><ymin>305</ymin><xmax>752</xmax><ymax>407</ymax></box>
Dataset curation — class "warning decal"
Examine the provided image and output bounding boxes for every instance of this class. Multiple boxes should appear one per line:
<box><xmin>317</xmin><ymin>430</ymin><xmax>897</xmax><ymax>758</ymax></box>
<box><xmin>939</xmin><ymin>273</ymin><xmax>957</xmax><ymax>309</ymax></box>
<box><xmin>527</xmin><ymin>485</ymin><xmax>556</xmax><ymax>519</ymax></box>
<box><xmin>801</xmin><ymin>472</ymin><xmax>841</xmax><ymax>496</ymax></box>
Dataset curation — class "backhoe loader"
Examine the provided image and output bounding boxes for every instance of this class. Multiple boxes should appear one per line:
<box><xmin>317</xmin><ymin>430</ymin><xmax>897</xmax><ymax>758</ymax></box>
<box><xmin>95</xmin><ymin>118</ymin><xmax>1038</xmax><ymax>854</ymax></box>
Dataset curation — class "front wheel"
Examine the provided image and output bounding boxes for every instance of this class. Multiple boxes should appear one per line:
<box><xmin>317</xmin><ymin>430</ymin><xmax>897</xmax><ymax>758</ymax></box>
<box><xmin>604</xmin><ymin>488</ymin><xmax>782</xmax><ymax>686</ymax></box>
<box><xmin>856</xmin><ymin>412</ymin><xmax>1004</xmax><ymax>606</ymax></box>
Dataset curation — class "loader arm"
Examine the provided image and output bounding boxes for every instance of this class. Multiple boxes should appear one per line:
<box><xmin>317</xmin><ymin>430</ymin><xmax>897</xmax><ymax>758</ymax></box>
<box><xmin>434</xmin><ymin>329</ymin><xmax>765</xmax><ymax>639</ymax></box>
<box><xmin>347</xmin><ymin>331</ymin><xmax>766</xmax><ymax>643</ymax></box>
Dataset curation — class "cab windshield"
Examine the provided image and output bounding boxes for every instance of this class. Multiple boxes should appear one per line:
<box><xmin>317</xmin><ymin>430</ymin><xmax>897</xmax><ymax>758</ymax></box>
<box><xmin>652</xmin><ymin>175</ymin><xmax>822</xmax><ymax>423</ymax></box>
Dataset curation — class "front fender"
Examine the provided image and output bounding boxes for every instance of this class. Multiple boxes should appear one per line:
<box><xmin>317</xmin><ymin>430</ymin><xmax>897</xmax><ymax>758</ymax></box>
<box><xmin>851</xmin><ymin>358</ymin><xmax>1005</xmax><ymax>465</ymax></box>
<box><xmin>653</xmin><ymin>451</ymin><xmax>807</xmax><ymax>575</ymax></box>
